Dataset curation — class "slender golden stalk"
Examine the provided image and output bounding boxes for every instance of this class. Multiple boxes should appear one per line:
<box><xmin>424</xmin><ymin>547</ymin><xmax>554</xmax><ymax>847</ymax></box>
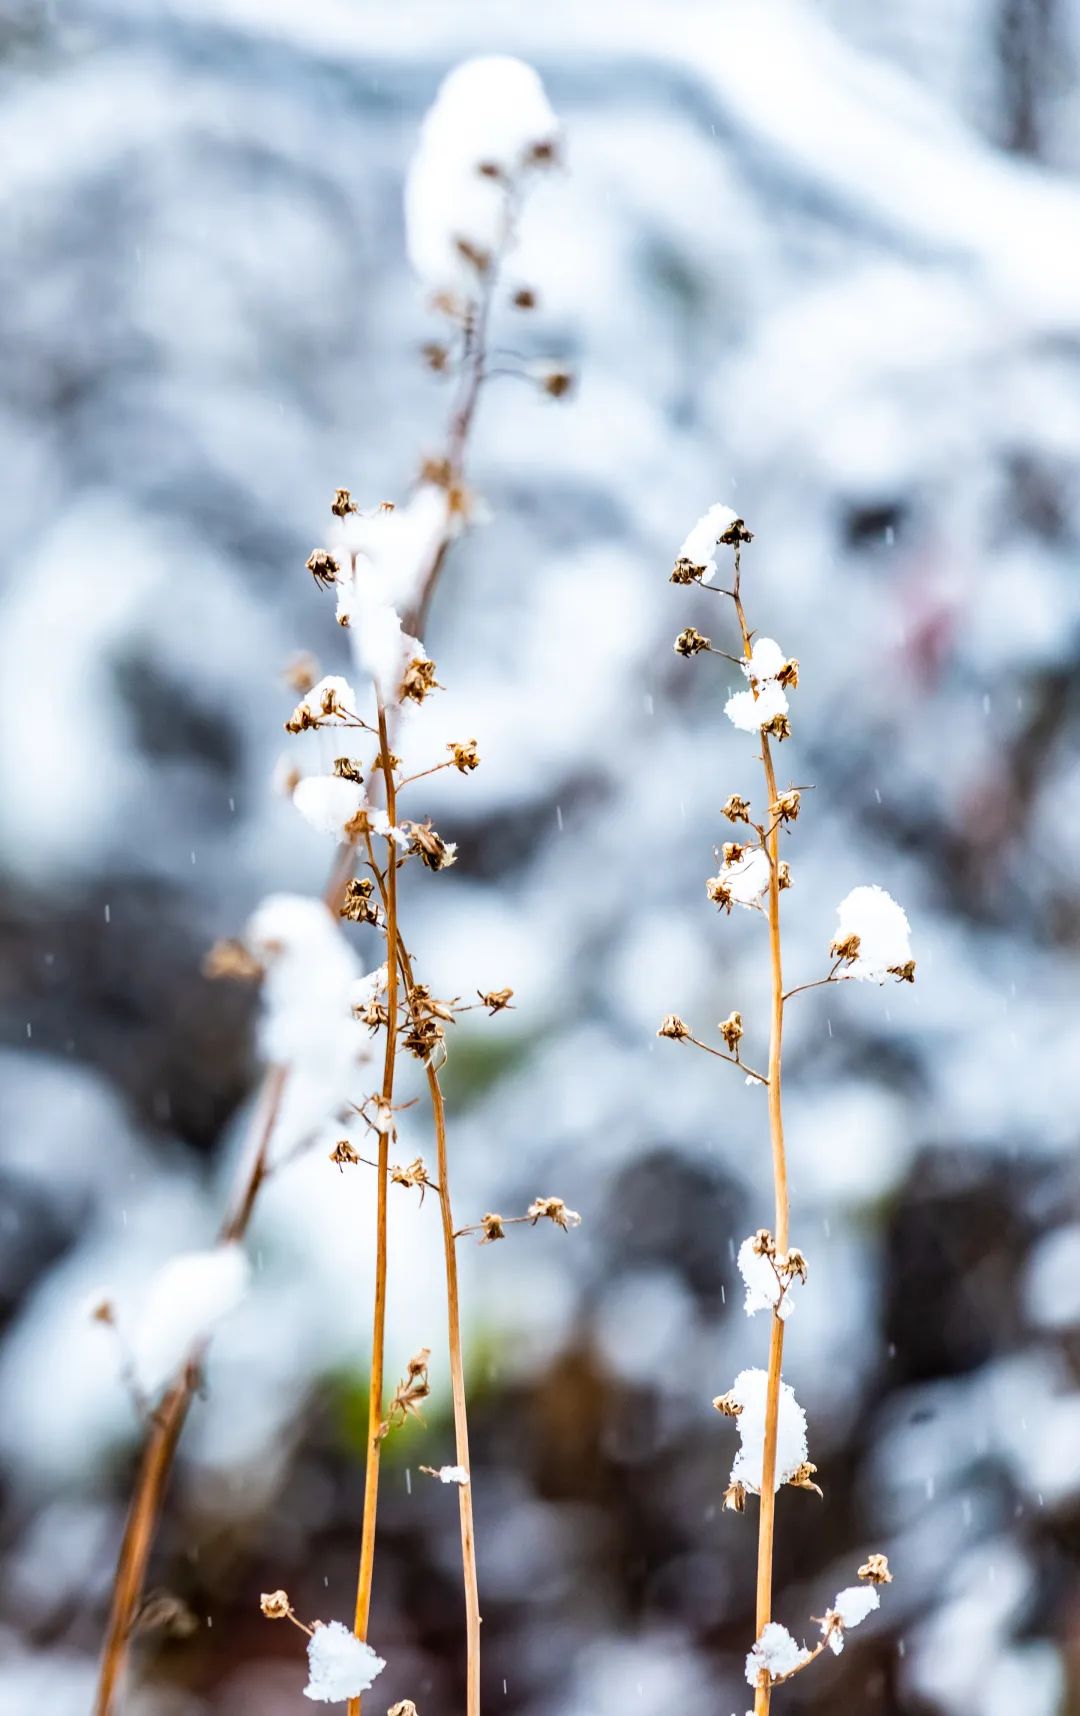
<box><xmin>348</xmin><ymin>709</ymin><xmax>401</xmax><ymax>1716</ymax></box>
<box><xmin>729</xmin><ymin>570</ymin><xmax>790</xmax><ymax>1716</ymax></box>
<box><xmin>362</xmin><ymin>836</ymin><xmax>482</xmax><ymax>1715</ymax></box>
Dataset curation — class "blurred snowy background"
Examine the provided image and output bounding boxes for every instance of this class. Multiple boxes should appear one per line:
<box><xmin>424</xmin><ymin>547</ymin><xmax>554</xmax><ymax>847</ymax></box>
<box><xmin>2</xmin><ymin>0</ymin><xmax>1080</xmax><ymax>1710</ymax></box>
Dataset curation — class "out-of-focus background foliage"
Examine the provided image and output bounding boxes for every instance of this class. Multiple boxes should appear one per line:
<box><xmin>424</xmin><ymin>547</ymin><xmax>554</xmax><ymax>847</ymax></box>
<box><xmin>2</xmin><ymin>1</ymin><xmax>1079</xmax><ymax>1711</ymax></box>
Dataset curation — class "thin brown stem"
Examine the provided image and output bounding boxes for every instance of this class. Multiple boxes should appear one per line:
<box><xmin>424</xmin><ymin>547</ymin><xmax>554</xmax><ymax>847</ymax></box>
<box><xmin>725</xmin><ymin>565</ymin><xmax>790</xmax><ymax>1716</ymax></box>
<box><xmin>363</xmin><ymin>837</ymin><xmax>482</xmax><ymax>1715</ymax></box>
<box><xmin>93</xmin><ymin>1065</ymin><xmax>288</xmax><ymax>1716</ymax></box>
<box><xmin>349</xmin><ymin>707</ymin><xmax>400</xmax><ymax>1716</ymax></box>
<box><xmin>683</xmin><ymin>1032</ymin><xmax>769</xmax><ymax>1086</ymax></box>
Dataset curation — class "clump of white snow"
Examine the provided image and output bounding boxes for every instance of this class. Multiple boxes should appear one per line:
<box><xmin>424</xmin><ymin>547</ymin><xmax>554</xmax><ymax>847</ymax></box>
<box><xmin>726</xmin><ymin>1367</ymin><xmax>809</xmax><ymax>1493</ymax></box>
<box><xmin>745</xmin><ymin>1621</ymin><xmax>811</xmax><ymax>1686</ymax></box>
<box><xmin>405</xmin><ymin>57</ymin><xmax>559</xmax><ymax>300</ymax></box>
<box><xmin>129</xmin><ymin>1244</ymin><xmax>249</xmax><ymax>1400</ymax></box>
<box><xmin>303</xmin><ymin>1620</ymin><xmax>385</xmax><ymax>1703</ymax></box>
<box><xmin>831</xmin><ymin>884</ymin><xmax>913</xmax><ymax>981</ymax></box>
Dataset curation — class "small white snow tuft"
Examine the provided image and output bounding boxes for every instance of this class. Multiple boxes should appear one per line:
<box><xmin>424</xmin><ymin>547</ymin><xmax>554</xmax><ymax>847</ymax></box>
<box><xmin>724</xmin><ymin>680</ymin><xmax>789</xmax><ymax>733</ymax></box>
<box><xmin>675</xmin><ymin>503</ymin><xmax>740</xmax><ymax>583</ymax></box>
<box><xmin>745</xmin><ymin>1621</ymin><xmax>811</xmax><ymax>1686</ymax></box>
<box><xmin>726</xmin><ymin>1367</ymin><xmax>809</xmax><ymax>1493</ymax></box>
<box><xmin>832</xmin><ymin>884</ymin><xmax>913</xmax><ymax>982</ymax></box>
<box><xmin>303</xmin><ymin>1621</ymin><xmax>385</xmax><ymax>1703</ymax></box>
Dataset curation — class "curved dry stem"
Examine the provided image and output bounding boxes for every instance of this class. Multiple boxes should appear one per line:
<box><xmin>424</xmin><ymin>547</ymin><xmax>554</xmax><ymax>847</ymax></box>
<box><xmin>93</xmin><ymin>1065</ymin><xmax>288</xmax><ymax>1716</ymax></box>
<box><xmin>363</xmin><ymin>836</ymin><xmax>482</xmax><ymax>1715</ymax></box>
<box><xmin>348</xmin><ymin>708</ymin><xmax>401</xmax><ymax>1716</ymax></box>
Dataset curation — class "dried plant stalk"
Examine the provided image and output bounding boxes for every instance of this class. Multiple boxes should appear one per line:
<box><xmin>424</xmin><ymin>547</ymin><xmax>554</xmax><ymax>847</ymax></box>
<box><xmin>663</xmin><ymin>513</ymin><xmax>908</xmax><ymax>1704</ymax></box>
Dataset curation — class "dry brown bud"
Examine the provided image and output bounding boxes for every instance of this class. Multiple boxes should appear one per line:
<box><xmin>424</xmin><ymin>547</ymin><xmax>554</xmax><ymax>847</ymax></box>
<box><xmin>511</xmin><ymin>287</ymin><xmax>537</xmax><ymax>309</ymax></box>
<box><xmin>657</xmin><ymin>1014</ymin><xmax>690</xmax><ymax>1040</ymax></box>
<box><xmin>448</xmin><ymin>738</ymin><xmax>480</xmax><ymax>772</ymax></box>
<box><xmin>409</xmin><ymin>823</ymin><xmax>457</xmax><ymax>872</ymax></box>
<box><xmin>674</xmin><ymin>626</ymin><xmax>711</xmax><ymax>657</ymax></box>
<box><xmin>260</xmin><ymin>1589</ymin><xmax>292</xmax><ymax>1620</ymax></box>
<box><xmin>479</xmin><ymin>987</ymin><xmax>514</xmax><ymax>1014</ymax></box>
<box><xmin>830</xmin><ymin>932</ymin><xmax>861</xmax><ymax>963</ymax></box>
<box><xmin>203</xmin><ymin>938</ymin><xmax>263</xmax><ymax>982</ymax></box>
<box><xmin>283</xmin><ymin>651</ymin><xmax>319</xmax><ymax>694</ymax></box>
<box><xmin>670</xmin><ymin>558</ymin><xmax>702</xmax><ymax>584</ymax></box>
<box><xmin>719</xmin><ymin>516</ymin><xmax>753</xmax><ymax>545</ymax></box>
<box><xmin>306</xmin><ymin>548</ymin><xmax>340</xmax><ymax>589</ymax></box>
<box><xmin>88</xmin><ymin>1295</ymin><xmax>115</xmax><ymax>1326</ymax></box>
<box><xmin>329</xmin><ymin>1139</ymin><xmax>360</xmax><ymax>1169</ymax></box>
<box><xmin>751</xmin><ymin>1228</ymin><xmax>776</xmax><ymax>1258</ymax></box>
<box><xmin>712</xmin><ymin>1390</ymin><xmax>743</xmax><ymax>1418</ymax></box>
<box><xmin>540</xmin><ymin>366</ymin><xmax>574</xmax><ymax>399</ymax></box>
<box><xmin>722</xmin><ymin>793</ymin><xmax>751</xmax><ymax>823</ymax></box>
<box><xmin>762</xmin><ymin>712</ymin><xmax>791</xmax><ymax>741</ymax></box>
<box><xmin>706</xmin><ymin>876</ymin><xmax>734</xmax><ymax>912</ymax></box>
<box><xmin>723</xmin><ymin>1480</ymin><xmax>747</xmax><ymax>1513</ymax></box>
<box><xmin>455</xmin><ymin>236</ymin><xmax>492</xmax><ymax>275</ymax></box>
<box><xmin>778</xmin><ymin>860</ymin><xmax>792</xmax><ymax>891</ymax></box>
<box><xmin>479</xmin><ymin>1212</ymin><xmax>506</xmax><ymax>1244</ymax></box>
<box><xmin>772</xmin><ymin>789</ymin><xmax>801</xmax><ymax>823</ymax></box>
<box><xmin>333</xmin><ymin>756</ymin><xmax>365</xmax><ymax>785</ymax></box>
<box><xmin>527</xmin><ymin>1196</ymin><xmax>581</xmax><ymax>1231</ymax></box>
<box><xmin>858</xmin><ymin>1553</ymin><xmax>893</xmax><ymax>1585</ymax></box>
<box><xmin>388</xmin><ymin>1704</ymin><xmax>420</xmax><ymax>1716</ymax></box>
<box><xmin>401</xmin><ymin>657</ymin><xmax>441</xmax><ymax>704</ymax></box>
<box><xmin>781</xmin><ymin>1247</ymin><xmax>808</xmax><ymax>1284</ymax></box>
<box><xmin>391</xmin><ymin>1157</ymin><xmax>431</xmax><ymax>1201</ymax></box>
<box><xmin>421</xmin><ymin>341</ymin><xmax>450</xmax><ymax>372</ymax></box>
<box><xmin>340</xmin><ymin>878</ymin><xmax>380</xmax><ymax>927</ymax></box>
<box><xmin>718</xmin><ymin>1011</ymin><xmax>743</xmax><ymax>1052</ymax></box>
<box><xmin>330</xmin><ymin>489</ymin><xmax>357</xmax><ymax>518</ymax></box>
<box><xmin>788</xmin><ymin>1461</ymin><xmax>823</xmax><ymax>1497</ymax></box>
<box><xmin>722</xmin><ymin>840</ymin><xmax>746</xmax><ymax>865</ymax></box>
<box><xmin>775</xmin><ymin>657</ymin><xmax>799</xmax><ymax>689</ymax></box>
<box><xmin>889</xmin><ymin>960</ymin><xmax>916</xmax><ymax>983</ymax></box>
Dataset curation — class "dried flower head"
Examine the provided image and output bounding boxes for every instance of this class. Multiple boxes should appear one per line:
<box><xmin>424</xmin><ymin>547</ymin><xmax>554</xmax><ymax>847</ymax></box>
<box><xmin>858</xmin><ymin>1553</ymin><xmax>893</xmax><ymax>1585</ymax></box>
<box><xmin>674</xmin><ymin>626</ymin><xmax>711</xmax><ymax>657</ymax></box>
<box><xmin>657</xmin><ymin>1013</ymin><xmax>690</xmax><ymax>1040</ymax></box>
<box><xmin>284</xmin><ymin>651</ymin><xmax>319</xmax><ymax>694</ymax></box>
<box><xmin>751</xmin><ymin>1227</ymin><xmax>776</xmax><ymax>1258</ymax></box>
<box><xmin>203</xmin><ymin>938</ymin><xmax>264</xmax><ymax>982</ymax></box>
<box><xmin>706</xmin><ymin>876</ymin><xmax>734</xmax><ymax>912</ymax></box>
<box><xmin>408</xmin><ymin>823</ymin><xmax>458</xmax><ymax>872</ymax></box>
<box><xmin>377</xmin><ymin>1348</ymin><xmax>431</xmax><ymax>1440</ymax></box>
<box><xmin>512</xmin><ymin>287</ymin><xmax>537</xmax><ymax>309</ymax></box>
<box><xmin>722</xmin><ymin>793</ymin><xmax>751</xmax><ymax>823</ymax></box>
<box><xmin>527</xmin><ymin>1196</ymin><xmax>581</xmax><ymax>1230</ymax></box>
<box><xmin>712</xmin><ymin>1390</ymin><xmax>743</xmax><ymax>1418</ymax></box>
<box><xmin>723</xmin><ymin>1480</ymin><xmax>747</xmax><ymax>1513</ymax></box>
<box><xmin>478</xmin><ymin>1212</ymin><xmax>506</xmax><ymax>1243</ymax></box>
<box><xmin>333</xmin><ymin>757</ymin><xmax>365</xmax><ymax>785</ymax></box>
<box><xmin>401</xmin><ymin>656</ymin><xmax>442</xmax><ymax>704</ymax></box>
<box><xmin>391</xmin><ymin>1157</ymin><xmax>431</xmax><ymax>1202</ymax></box>
<box><xmin>778</xmin><ymin>860</ymin><xmax>792</xmax><ymax>890</ymax></box>
<box><xmin>762</xmin><ymin>711</ymin><xmax>792</xmax><ymax>741</ymax></box>
<box><xmin>773</xmin><ymin>788</ymin><xmax>801</xmax><ymax>823</ymax></box>
<box><xmin>448</xmin><ymin>738</ymin><xmax>480</xmax><ymax>772</ymax></box>
<box><xmin>540</xmin><ymin>366</ymin><xmax>574</xmax><ymax>398</ymax></box>
<box><xmin>478</xmin><ymin>987</ymin><xmax>514</xmax><ymax>1014</ymax></box>
<box><xmin>719</xmin><ymin>1011</ymin><xmax>744</xmax><ymax>1052</ymax></box>
<box><xmin>329</xmin><ymin>1139</ymin><xmax>361</xmax><ymax>1169</ymax></box>
<box><xmin>340</xmin><ymin>878</ymin><xmax>380</xmax><ymax>927</ymax></box>
<box><xmin>331</xmin><ymin>488</ymin><xmax>357</xmax><ymax>517</ymax></box>
<box><xmin>782</xmin><ymin>1247</ymin><xmax>808</xmax><ymax>1284</ymax></box>
<box><xmin>787</xmin><ymin>1461</ymin><xmax>823</xmax><ymax>1497</ymax></box>
<box><xmin>775</xmin><ymin>657</ymin><xmax>799</xmax><ymax>689</ymax></box>
<box><xmin>260</xmin><ymin>1589</ymin><xmax>292</xmax><ymax>1620</ymax></box>
<box><xmin>388</xmin><ymin>1704</ymin><xmax>420</xmax><ymax>1716</ymax></box>
<box><xmin>307</xmin><ymin>549</ymin><xmax>341</xmax><ymax>589</ymax></box>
